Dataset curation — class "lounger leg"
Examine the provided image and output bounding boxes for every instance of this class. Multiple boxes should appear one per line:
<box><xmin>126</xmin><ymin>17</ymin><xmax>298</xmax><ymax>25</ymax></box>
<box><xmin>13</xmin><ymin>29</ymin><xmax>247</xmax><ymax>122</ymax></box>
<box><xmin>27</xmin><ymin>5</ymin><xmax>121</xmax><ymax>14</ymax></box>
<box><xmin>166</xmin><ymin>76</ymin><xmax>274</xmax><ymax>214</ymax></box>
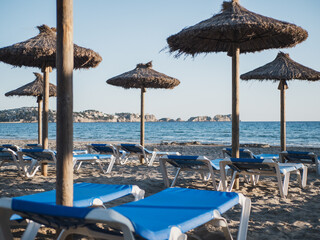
<box><xmin>171</xmin><ymin>168</ymin><xmax>181</xmax><ymax>187</ymax></box>
<box><xmin>279</xmin><ymin>172</ymin><xmax>290</xmax><ymax>198</ymax></box>
<box><xmin>316</xmin><ymin>159</ymin><xmax>320</xmax><ymax>175</ymax></box>
<box><xmin>12</xmin><ymin>158</ymin><xmax>24</xmax><ymax>176</ymax></box>
<box><xmin>21</xmin><ymin>221</ymin><xmax>41</xmax><ymax>240</ymax></box>
<box><xmin>58</xmin><ymin>228</ymin><xmax>95</xmax><ymax>240</ymax></box>
<box><xmin>131</xmin><ymin>185</ymin><xmax>145</xmax><ymax>201</ymax></box>
<box><xmin>25</xmin><ymin>160</ymin><xmax>41</xmax><ymax>178</ymax></box>
<box><xmin>254</xmin><ymin>175</ymin><xmax>260</xmax><ymax>184</ymax></box>
<box><xmin>159</xmin><ymin>160</ymin><xmax>171</xmax><ymax>188</ymax></box>
<box><xmin>243</xmin><ymin>175</ymin><xmax>250</xmax><ymax>184</ymax></box>
<box><xmin>227</xmin><ymin>172</ymin><xmax>238</xmax><ymax>192</ymax></box>
<box><xmin>212</xmin><ymin>210</ymin><xmax>233</xmax><ymax>240</ymax></box>
<box><xmin>169</xmin><ymin>226</ymin><xmax>187</xmax><ymax>240</ymax></box>
<box><xmin>104</xmin><ymin>156</ymin><xmax>116</xmax><ymax>174</ymax></box>
<box><xmin>220</xmin><ymin>163</ymin><xmax>228</xmax><ymax>191</ymax></box>
<box><xmin>59</xmin><ymin>225</ymin><xmax>135</xmax><ymax>240</ymax></box>
<box><xmin>283</xmin><ymin>172</ymin><xmax>291</xmax><ymax>197</ymax></box>
<box><xmin>95</xmin><ymin>160</ymin><xmax>107</xmax><ymax>174</ymax></box>
<box><xmin>301</xmin><ymin>166</ymin><xmax>308</xmax><ymax>188</ymax></box>
<box><xmin>237</xmin><ymin>194</ymin><xmax>251</xmax><ymax>240</ymax></box>
<box><xmin>294</xmin><ymin>169</ymin><xmax>303</xmax><ymax>189</ymax></box>
<box><xmin>74</xmin><ymin>161</ymin><xmax>83</xmax><ymax>173</ymax></box>
<box><xmin>147</xmin><ymin>152</ymin><xmax>157</xmax><ymax>166</ymax></box>
<box><xmin>120</xmin><ymin>156</ymin><xmax>129</xmax><ymax>165</ymax></box>
<box><xmin>117</xmin><ymin>151</ymin><xmax>127</xmax><ymax>165</ymax></box>
<box><xmin>206</xmin><ymin>162</ymin><xmax>218</xmax><ymax>190</ymax></box>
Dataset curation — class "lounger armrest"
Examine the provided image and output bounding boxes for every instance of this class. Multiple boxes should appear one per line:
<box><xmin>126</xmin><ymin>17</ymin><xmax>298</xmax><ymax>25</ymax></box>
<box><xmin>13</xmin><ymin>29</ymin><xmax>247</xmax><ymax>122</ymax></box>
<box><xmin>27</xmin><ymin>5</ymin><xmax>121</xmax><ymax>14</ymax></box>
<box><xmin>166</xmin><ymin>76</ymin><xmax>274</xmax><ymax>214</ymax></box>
<box><xmin>131</xmin><ymin>185</ymin><xmax>145</xmax><ymax>201</ymax></box>
<box><xmin>85</xmin><ymin>208</ymin><xmax>135</xmax><ymax>233</ymax></box>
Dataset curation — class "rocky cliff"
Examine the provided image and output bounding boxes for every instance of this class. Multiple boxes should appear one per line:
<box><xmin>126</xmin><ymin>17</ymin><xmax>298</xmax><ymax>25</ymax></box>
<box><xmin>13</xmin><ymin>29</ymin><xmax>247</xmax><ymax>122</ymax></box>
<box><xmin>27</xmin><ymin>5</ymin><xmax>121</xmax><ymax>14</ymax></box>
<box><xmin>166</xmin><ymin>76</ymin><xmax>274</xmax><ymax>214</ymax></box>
<box><xmin>0</xmin><ymin>107</ymin><xmax>231</xmax><ymax>123</ymax></box>
<box><xmin>187</xmin><ymin>114</ymin><xmax>232</xmax><ymax>122</ymax></box>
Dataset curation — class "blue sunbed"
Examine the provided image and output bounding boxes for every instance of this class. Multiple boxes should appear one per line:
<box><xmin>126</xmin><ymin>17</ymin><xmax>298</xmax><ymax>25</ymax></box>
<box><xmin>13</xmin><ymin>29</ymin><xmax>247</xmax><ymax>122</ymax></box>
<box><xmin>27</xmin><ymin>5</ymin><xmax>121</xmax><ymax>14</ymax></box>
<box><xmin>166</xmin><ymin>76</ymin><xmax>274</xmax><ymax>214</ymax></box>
<box><xmin>119</xmin><ymin>143</ymin><xmax>180</xmax><ymax>166</ymax></box>
<box><xmin>280</xmin><ymin>150</ymin><xmax>320</xmax><ymax>175</ymax></box>
<box><xmin>159</xmin><ymin>155</ymin><xmax>228</xmax><ymax>190</ymax></box>
<box><xmin>0</xmin><ymin>187</ymin><xmax>250</xmax><ymax>240</ymax></box>
<box><xmin>219</xmin><ymin>158</ymin><xmax>307</xmax><ymax>198</ymax></box>
<box><xmin>5</xmin><ymin>182</ymin><xmax>144</xmax><ymax>239</ymax></box>
<box><xmin>17</xmin><ymin>149</ymin><xmax>116</xmax><ymax>177</ymax></box>
<box><xmin>222</xmin><ymin>147</ymin><xmax>279</xmax><ymax>160</ymax></box>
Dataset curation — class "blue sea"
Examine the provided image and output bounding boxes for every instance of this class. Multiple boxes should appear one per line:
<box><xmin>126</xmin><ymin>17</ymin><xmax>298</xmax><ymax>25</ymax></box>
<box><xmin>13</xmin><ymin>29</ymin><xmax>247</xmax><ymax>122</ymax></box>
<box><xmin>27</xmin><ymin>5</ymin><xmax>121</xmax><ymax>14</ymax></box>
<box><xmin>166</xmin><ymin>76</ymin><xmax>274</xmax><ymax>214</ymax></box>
<box><xmin>0</xmin><ymin>121</ymin><xmax>319</xmax><ymax>147</ymax></box>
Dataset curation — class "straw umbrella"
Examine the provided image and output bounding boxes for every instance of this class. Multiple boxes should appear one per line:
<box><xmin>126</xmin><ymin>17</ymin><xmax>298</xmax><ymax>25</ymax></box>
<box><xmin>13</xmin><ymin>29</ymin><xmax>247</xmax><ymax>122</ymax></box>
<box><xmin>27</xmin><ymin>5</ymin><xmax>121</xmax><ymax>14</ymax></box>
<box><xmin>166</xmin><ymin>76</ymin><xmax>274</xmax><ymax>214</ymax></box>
<box><xmin>5</xmin><ymin>72</ymin><xmax>57</xmax><ymax>144</ymax></box>
<box><xmin>241</xmin><ymin>52</ymin><xmax>320</xmax><ymax>151</ymax></box>
<box><xmin>107</xmin><ymin>61</ymin><xmax>180</xmax><ymax>162</ymax></box>
<box><xmin>166</xmin><ymin>0</ymin><xmax>308</xmax><ymax>158</ymax></box>
<box><xmin>0</xmin><ymin>24</ymin><xmax>102</xmax><ymax>150</ymax></box>
<box><xmin>0</xmin><ymin>24</ymin><xmax>101</xmax><ymax>177</ymax></box>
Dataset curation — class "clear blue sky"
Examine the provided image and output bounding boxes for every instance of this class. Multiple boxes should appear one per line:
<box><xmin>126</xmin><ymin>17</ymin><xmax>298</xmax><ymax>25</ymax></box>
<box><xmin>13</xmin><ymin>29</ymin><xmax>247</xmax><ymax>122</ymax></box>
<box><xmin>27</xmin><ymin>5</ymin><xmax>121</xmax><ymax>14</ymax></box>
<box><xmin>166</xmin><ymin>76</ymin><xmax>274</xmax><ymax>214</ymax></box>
<box><xmin>0</xmin><ymin>0</ymin><xmax>319</xmax><ymax>121</ymax></box>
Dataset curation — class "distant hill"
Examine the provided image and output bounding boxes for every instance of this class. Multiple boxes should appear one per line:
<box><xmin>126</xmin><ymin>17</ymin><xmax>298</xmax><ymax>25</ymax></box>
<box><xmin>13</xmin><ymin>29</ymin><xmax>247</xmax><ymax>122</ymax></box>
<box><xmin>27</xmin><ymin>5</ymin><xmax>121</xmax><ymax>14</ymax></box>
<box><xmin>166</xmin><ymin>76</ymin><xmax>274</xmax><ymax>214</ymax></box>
<box><xmin>0</xmin><ymin>107</ymin><xmax>231</xmax><ymax>123</ymax></box>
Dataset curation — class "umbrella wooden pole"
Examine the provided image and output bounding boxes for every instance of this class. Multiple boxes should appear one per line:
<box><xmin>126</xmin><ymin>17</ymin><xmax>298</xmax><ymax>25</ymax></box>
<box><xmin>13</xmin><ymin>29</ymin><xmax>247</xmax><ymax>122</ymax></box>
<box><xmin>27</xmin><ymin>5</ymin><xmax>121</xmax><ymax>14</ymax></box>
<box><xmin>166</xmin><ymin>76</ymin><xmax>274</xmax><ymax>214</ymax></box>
<box><xmin>278</xmin><ymin>81</ymin><xmax>288</xmax><ymax>152</ymax></box>
<box><xmin>37</xmin><ymin>96</ymin><xmax>43</xmax><ymax>145</ymax></box>
<box><xmin>140</xmin><ymin>87</ymin><xmax>146</xmax><ymax>164</ymax></box>
<box><xmin>232</xmin><ymin>46</ymin><xmax>240</xmax><ymax>158</ymax></box>
<box><xmin>56</xmin><ymin>0</ymin><xmax>74</xmax><ymax>207</ymax></box>
<box><xmin>232</xmin><ymin>46</ymin><xmax>240</xmax><ymax>189</ymax></box>
<box><xmin>41</xmin><ymin>66</ymin><xmax>51</xmax><ymax>176</ymax></box>
<box><xmin>42</xmin><ymin>66</ymin><xmax>50</xmax><ymax>150</ymax></box>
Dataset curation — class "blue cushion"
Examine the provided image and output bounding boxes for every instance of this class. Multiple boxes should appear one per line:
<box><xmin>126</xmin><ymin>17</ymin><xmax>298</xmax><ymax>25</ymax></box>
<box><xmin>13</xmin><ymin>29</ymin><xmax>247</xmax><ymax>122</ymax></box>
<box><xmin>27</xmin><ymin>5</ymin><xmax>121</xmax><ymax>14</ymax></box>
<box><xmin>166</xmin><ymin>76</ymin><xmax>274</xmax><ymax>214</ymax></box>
<box><xmin>74</xmin><ymin>154</ymin><xmax>112</xmax><ymax>161</ymax></box>
<box><xmin>21</xmin><ymin>149</ymin><xmax>45</xmax><ymax>153</ymax></box>
<box><xmin>113</xmin><ymin>187</ymin><xmax>239</xmax><ymax>240</ymax></box>
<box><xmin>13</xmin><ymin>183</ymin><xmax>133</xmax><ymax>207</ymax></box>
<box><xmin>0</xmin><ymin>149</ymin><xmax>13</xmax><ymax>159</ymax></box>
<box><xmin>11</xmin><ymin>199</ymin><xmax>92</xmax><ymax>220</ymax></box>
<box><xmin>91</xmin><ymin>144</ymin><xmax>114</xmax><ymax>153</ymax></box>
<box><xmin>285</xmin><ymin>151</ymin><xmax>314</xmax><ymax>160</ymax></box>
<box><xmin>167</xmin><ymin>155</ymin><xmax>200</xmax><ymax>160</ymax></box>
<box><xmin>230</xmin><ymin>158</ymin><xmax>265</xmax><ymax>163</ymax></box>
<box><xmin>121</xmin><ymin>144</ymin><xmax>143</xmax><ymax>153</ymax></box>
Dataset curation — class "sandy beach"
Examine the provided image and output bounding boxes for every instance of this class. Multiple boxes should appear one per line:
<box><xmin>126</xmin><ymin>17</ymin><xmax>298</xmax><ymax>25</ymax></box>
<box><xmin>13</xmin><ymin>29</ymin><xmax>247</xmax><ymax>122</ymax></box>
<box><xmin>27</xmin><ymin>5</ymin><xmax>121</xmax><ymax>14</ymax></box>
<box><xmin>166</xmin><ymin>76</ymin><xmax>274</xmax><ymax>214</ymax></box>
<box><xmin>0</xmin><ymin>139</ymin><xmax>319</xmax><ymax>239</ymax></box>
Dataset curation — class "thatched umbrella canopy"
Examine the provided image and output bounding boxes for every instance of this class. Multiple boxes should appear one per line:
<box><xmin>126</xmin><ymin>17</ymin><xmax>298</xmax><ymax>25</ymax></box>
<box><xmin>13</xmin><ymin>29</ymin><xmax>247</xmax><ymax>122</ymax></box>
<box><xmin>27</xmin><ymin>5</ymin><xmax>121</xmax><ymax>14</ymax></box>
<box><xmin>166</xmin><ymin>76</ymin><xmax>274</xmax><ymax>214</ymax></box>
<box><xmin>0</xmin><ymin>25</ymin><xmax>102</xmax><ymax>69</ymax></box>
<box><xmin>0</xmin><ymin>24</ymin><xmax>102</xmax><ymax>151</ymax></box>
<box><xmin>5</xmin><ymin>72</ymin><xmax>57</xmax><ymax>144</ymax></box>
<box><xmin>241</xmin><ymin>52</ymin><xmax>320</xmax><ymax>151</ymax></box>
<box><xmin>5</xmin><ymin>72</ymin><xmax>56</xmax><ymax>97</ymax></box>
<box><xmin>107</xmin><ymin>61</ymin><xmax>180</xmax><ymax>155</ymax></box>
<box><xmin>167</xmin><ymin>0</ymin><xmax>308</xmax><ymax>158</ymax></box>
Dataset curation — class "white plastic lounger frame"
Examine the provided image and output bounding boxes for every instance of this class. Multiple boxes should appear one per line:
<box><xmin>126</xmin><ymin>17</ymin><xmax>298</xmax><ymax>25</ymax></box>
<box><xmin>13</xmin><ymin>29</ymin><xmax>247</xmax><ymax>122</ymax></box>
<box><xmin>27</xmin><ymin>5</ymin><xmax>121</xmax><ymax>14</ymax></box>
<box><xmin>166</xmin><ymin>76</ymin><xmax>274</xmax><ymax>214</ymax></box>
<box><xmin>0</xmin><ymin>188</ymin><xmax>251</xmax><ymax>240</ymax></box>
<box><xmin>222</xmin><ymin>147</ymin><xmax>279</xmax><ymax>160</ymax></box>
<box><xmin>0</xmin><ymin>184</ymin><xmax>145</xmax><ymax>240</ymax></box>
<box><xmin>87</xmin><ymin>143</ymin><xmax>124</xmax><ymax>164</ymax></box>
<box><xmin>119</xmin><ymin>144</ymin><xmax>180</xmax><ymax>166</ymax></box>
<box><xmin>1</xmin><ymin>144</ymin><xmax>21</xmax><ymax>152</ymax></box>
<box><xmin>17</xmin><ymin>149</ymin><xmax>116</xmax><ymax>177</ymax></box>
<box><xmin>280</xmin><ymin>151</ymin><xmax>320</xmax><ymax>175</ymax></box>
<box><xmin>219</xmin><ymin>158</ymin><xmax>307</xmax><ymax>198</ymax></box>
<box><xmin>24</xmin><ymin>144</ymin><xmax>88</xmax><ymax>155</ymax></box>
<box><xmin>0</xmin><ymin>148</ymin><xmax>25</xmax><ymax>176</ymax></box>
<box><xmin>159</xmin><ymin>155</ymin><xmax>225</xmax><ymax>190</ymax></box>
<box><xmin>72</xmin><ymin>154</ymin><xmax>116</xmax><ymax>174</ymax></box>
<box><xmin>58</xmin><ymin>195</ymin><xmax>251</xmax><ymax>240</ymax></box>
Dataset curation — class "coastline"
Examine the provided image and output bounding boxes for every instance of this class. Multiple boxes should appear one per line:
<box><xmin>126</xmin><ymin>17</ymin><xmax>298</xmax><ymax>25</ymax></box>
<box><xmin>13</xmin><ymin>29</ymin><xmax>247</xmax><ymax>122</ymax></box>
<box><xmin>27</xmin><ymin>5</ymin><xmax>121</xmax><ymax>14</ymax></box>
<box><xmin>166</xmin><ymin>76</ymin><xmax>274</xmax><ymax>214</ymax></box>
<box><xmin>0</xmin><ymin>139</ymin><xmax>319</xmax><ymax>239</ymax></box>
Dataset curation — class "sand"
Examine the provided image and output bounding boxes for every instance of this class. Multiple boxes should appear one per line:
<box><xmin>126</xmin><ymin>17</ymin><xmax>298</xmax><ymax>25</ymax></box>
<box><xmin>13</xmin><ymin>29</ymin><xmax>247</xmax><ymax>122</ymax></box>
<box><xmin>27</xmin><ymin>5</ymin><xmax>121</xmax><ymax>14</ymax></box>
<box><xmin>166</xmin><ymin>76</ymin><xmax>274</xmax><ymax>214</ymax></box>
<box><xmin>0</xmin><ymin>139</ymin><xmax>319</xmax><ymax>239</ymax></box>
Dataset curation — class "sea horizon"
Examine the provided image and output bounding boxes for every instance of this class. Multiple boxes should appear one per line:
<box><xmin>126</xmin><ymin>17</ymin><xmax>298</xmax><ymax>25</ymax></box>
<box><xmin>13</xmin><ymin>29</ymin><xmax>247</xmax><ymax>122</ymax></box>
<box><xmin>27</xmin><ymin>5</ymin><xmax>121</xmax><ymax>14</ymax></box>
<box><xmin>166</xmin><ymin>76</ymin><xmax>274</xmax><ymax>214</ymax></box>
<box><xmin>0</xmin><ymin>121</ymin><xmax>319</xmax><ymax>148</ymax></box>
